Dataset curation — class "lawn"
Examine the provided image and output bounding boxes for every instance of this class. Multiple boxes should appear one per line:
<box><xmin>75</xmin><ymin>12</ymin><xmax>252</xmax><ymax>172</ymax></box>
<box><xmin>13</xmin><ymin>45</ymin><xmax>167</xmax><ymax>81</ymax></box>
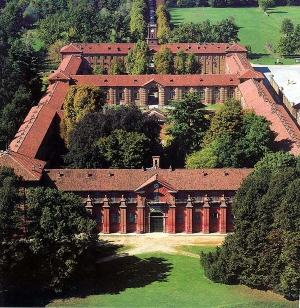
<box><xmin>49</xmin><ymin>248</ymin><xmax>297</xmax><ymax>308</ymax></box>
<box><xmin>169</xmin><ymin>6</ymin><xmax>300</xmax><ymax>55</ymax></box>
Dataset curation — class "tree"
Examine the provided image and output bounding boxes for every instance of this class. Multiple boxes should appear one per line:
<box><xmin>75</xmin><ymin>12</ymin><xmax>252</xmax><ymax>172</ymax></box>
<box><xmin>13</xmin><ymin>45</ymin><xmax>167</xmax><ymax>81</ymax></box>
<box><xmin>276</xmin><ymin>36</ymin><xmax>296</xmax><ymax>55</ymax></box>
<box><xmin>258</xmin><ymin>0</ymin><xmax>275</xmax><ymax>11</ymax></box>
<box><xmin>166</xmin><ymin>91</ymin><xmax>209</xmax><ymax>167</ymax></box>
<box><xmin>203</xmin><ymin>99</ymin><xmax>243</xmax><ymax>145</ymax></box>
<box><xmin>201</xmin><ymin>152</ymin><xmax>300</xmax><ymax>300</ymax></box>
<box><xmin>109</xmin><ymin>57</ymin><xmax>126</xmax><ymax>74</ymax></box>
<box><xmin>174</xmin><ymin>50</ymin><xmax>185</xmax><ymax>74</ymax></box>
<box><xmin>129</xmin><ymin>0</ymin><xmax>147</xmax><ymax>41</ymax></box>
<box><xmin>93</xmin><ymin>64</ymin><xmax>106</xmax><ymax>74</ymax></box>
<box><xmin>65</xmin><ymin>105</ymin><xmax>162</xmax><ymax>168</ymax></box>
<box><xmin>156</xmin><ymin>5</ymin><xmax>171</xmax><ymax>44</ymax></box>
<box><xmin>185</xmin><ymin>145</ymin><xmax>217</xmax><ymax>168</ymax></box>
<box><xmin>0</xmin><ymin>167</ymin><xmax>26</xmax><ymax>297</ymax></box>
<box><xmin>96</xmin><ymin>129</ymin><xmax>151</xmax><ymax>168</ymax></box>
<box><xmin>0</xmin><ymin>167</ymin><xmax>21</xmax><ymax>243</ymax></box>
<box><xmin>213</xmin><ymin>18</ymin><xmax>240</xmax><ymax>43</ymax></box>
<box><xmin>153</xmin><ymin>45</ymin><xmax>174</xmax><ymax>74</ymax></box>
<box><xmin>125</xmin><ymin>40</ymin><xmax>149</xmax><ymax>74</ymax></box>
<box><xmin>64</xmin><ymin>112</ymin><xmax>106</xmax><ymax>168</ymax></box>
<box><xmin>237</xmin><ymin>111</ymin><xmax>274</xmax><ymax>167</ymax></box>
<box><xmin>277</xmin><ymin>19</ymin><xmax>298</xmax><ymax>55</ymax></box>
<box><xmin>190</xmin><ymin>102</ymin><xmax>275</xmax><ymax>169</ymax></box>
<box><xmin>0</xmin><ymin>1</ymin><xmax>24</xmax><ymax>44</ymax></box>
<box><xmin>170</xmin><ymin>22</ymin><xmax>201</xmax><ymax>43</ymax></box>
<box><xmin>25</xmin><ymin>187</ymin><xmax>98</xmax><ymax>292</ymax></box>
<box><xmin>280</xmin><ymin>18</ymin><xmax>294</xmax><ymax>36</ymax></box>
<box><xmin>62</xmin><ymin>85</ymin><xmax>106</xmax><ymax>145</ymax></box>
<box><xmin>185</xmin><ymin>52</ymin><xmax>201</xmax><ymax>74</ymax></box>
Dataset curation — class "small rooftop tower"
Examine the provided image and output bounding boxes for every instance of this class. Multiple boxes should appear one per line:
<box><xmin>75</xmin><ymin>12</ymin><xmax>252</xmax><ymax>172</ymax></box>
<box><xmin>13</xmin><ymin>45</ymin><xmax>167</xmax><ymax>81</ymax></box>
<box><xmin>152</xmin><ymin>156</ymin><xmax>160</xmax><ymax>169</ymax></box>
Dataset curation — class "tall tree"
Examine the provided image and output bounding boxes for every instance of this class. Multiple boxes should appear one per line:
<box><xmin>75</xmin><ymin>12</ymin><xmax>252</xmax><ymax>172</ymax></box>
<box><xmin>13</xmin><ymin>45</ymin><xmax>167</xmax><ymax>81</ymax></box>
<box><xmin>174</xmin><ymin>50</ymin><xmax>185</xmax><ymax>74</ymax></box>
<box><xmin>186</xmin><ymin>107</ymin><xmax>275</xmax><ymax>169</ymax></box>
<box><xmin>280</xmin><ymin>18</ymin><xmax>294</xmax><ymax>36</ymax></box>
<box><xmin>125</xmin><ymin>40</ymin><xmax>149</xmax><ymax>74</ymax></box>
<box><xmin>96</xmin><ymin>129</ymin><xmax>151</xmax><ymax>168</ymax></box>
<box><xmin>109</xmin><ymin>57</ymin><xmax>126</xmax><ymax>74</ymax></box>
<box><xmin>26</xmin><ymin>187</ymin><xmax>98</xmax><ymax>292</ymax></box>
<box><xmin>153</xmin><ymin>45</ymin><xmax>174</xmax><ymax>74</ymax></box>
<box><xmin>129</xmin><ymin>0</ymin><xmax>147</xmax><ymax>42</ymax></box>
<box><xmin>185</xmin><ymin>52</ymin><xmax>201</xmax><ymax>74</ymax></box>
<box><xmin>213</xmin><ymin>18</ymin><xmax>240</xmax><ymax>43</ymax></box>
<box><xmin>156</xmin><ymin>5</ymin><xmax>171</xmax><ymax>44</ymax></box>
<box><xmin>62</xmin><ymin>85</ymin><xmax>106</xmax><ymax>145</ymax></box>
<box><xmin>170</xmin><ymin>22</ymin><xmax>201</xmax><ymax>43</ymax></box>
<box><xmin>0</xmin><ymin>167</ymin><xmax>24</xmax><ymax>297</ymax></box>
<box><xmin>166</xmin><ymin>91</ymin><xmax>209</xmax><ymax>167</ymax></box>
<box><xmin>65</xmin><ymin>105</ymin><xmax>162</xmax><ymax>168</ymax></box>
<box><xmin>200</xmin><ymin>152</ymin><xmax>300</xmax><ymax>300</ymax></box>
<box><xmin>203</xmin><ymin>99</ymin><xmax>243</xmax><ymax>145</ymax></box>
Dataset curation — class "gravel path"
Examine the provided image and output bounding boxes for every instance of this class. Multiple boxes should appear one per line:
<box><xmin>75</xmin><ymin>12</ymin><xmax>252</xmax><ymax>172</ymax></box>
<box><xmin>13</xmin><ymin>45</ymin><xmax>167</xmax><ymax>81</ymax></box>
<box><xmin>98</xmin><ymin>233</ymin><xmax>226</xmax><ymax>261</ymax></box>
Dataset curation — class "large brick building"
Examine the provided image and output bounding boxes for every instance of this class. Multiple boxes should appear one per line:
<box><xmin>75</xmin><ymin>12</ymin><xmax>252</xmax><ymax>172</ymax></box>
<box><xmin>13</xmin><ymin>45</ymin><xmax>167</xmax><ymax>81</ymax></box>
<box><xmin>1</xmin><ymin>11</ymin><xmax>300</xmax><ymax>234</ymax></box>
<box><xmin>42</xmin><ymin>157</ymin><xmax>251</xmax><ymax>234</ymax></box>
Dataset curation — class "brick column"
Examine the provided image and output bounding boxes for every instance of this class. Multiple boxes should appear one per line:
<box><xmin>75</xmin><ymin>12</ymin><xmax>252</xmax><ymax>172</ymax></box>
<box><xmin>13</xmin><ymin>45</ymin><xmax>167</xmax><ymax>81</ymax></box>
<box><xmin>158</xmin><ymin>86</ymin><xmax>165</xmax><ymax>107</ymax></box>
<box><xmin>206</xmin><ymin>87</ymin><xmax>212</xmax><ymax>104</ymax></box>
<box><xmin>120</xmin><ymin>195</ymin><xmax>127</xmax><ymax>234</ymax></box>
<box><xmin>202</xmin><ymin>195</ymin><xmax>210</xmax><ymax>234</ymax></box>
<box><xmin>168</xmin><ymin>205</ymin><xmax>176</xmax><ymax>234</ymax></box>
<box><xmin>185</xmin><ymin>195</ymin><xmax>193</xmax><ymax>234</ymax></box>
<box><xmin>103</xmin><ymin>195</ymin><xmax>110</xmax><ymax>234</ymax></box>
<box><xmin>220</xmin><ymin>87</ymin><xmax>226</xmax><ymax>103</ymax></box>
<box><xmin>140</xmin><ymin>88</ymin><xmax>147</xmax><ymax>106</ymax></box>
<box><xmin>220</xmin><ymin>195</ymin><xmax>227</xmax><ymax>234</ymax></box>
<box><xmin>136</xmin><ymin>196</ymin><xmax>145</xmax><ymax>234</ymax></box>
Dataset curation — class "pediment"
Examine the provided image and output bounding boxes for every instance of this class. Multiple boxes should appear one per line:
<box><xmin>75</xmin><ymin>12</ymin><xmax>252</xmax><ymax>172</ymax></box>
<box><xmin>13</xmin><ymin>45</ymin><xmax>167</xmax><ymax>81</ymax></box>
<box><xmin>143</xmin><ymin>78</ymin><xmax>164</xmax><ymax>88</ymax></box>
<box><xmin>135</xmin><ymin>173</ymin><xmax>178</xmax><ymax>193</ymax></box>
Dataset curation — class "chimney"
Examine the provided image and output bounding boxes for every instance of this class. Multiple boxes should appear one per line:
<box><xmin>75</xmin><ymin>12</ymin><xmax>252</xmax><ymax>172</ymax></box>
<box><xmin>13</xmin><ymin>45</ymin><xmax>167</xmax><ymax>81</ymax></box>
<box><xmin>152</xmin><ymin>156</ymin><xmax>160</xmax><ymax>169</ymax></box>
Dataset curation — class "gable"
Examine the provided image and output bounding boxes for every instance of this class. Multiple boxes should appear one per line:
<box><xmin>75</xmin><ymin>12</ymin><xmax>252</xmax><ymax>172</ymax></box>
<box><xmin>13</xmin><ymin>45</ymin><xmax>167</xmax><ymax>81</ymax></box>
<box><xmin>135</xmin><ymin>173</ymin><xmax>178</xmax><ymax>193</ymax></box>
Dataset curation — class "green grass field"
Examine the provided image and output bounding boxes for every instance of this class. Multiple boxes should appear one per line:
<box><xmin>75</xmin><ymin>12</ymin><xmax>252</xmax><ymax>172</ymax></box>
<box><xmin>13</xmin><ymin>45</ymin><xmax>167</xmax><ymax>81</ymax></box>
<box><xmin>170</xmin><ymin>6</ymin><xmax>300</xmax><ymax>55</ymax></box>
<box><xmin>49</xmin><ymin>248</ymin><xmax>297</xmax><ymax>307</ymax></box>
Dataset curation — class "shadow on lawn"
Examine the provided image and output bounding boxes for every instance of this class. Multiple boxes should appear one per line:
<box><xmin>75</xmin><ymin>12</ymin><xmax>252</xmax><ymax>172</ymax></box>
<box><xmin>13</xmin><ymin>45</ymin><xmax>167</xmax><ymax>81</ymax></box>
<box><xmin>4</xmin><ymin>255</ymin><xmax>173</xmax><ymax>306</ymax></box>
<box><xmin>56</xmin><ymin>255</ymin><xmax>173</xmax><ymax>303</ymax></box>
<box><xmin>2</xmin><ymin>240</ymin><xmax>173</xmax><ymax>307</ymax></box>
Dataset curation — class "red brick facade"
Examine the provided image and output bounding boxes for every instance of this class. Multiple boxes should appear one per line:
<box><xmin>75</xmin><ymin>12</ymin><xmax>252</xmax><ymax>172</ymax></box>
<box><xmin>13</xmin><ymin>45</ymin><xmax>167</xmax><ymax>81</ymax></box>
<box><xmin>43</xmin><ymin>166</ymin><xmax>251</xmax><ymax>234</ymax></box>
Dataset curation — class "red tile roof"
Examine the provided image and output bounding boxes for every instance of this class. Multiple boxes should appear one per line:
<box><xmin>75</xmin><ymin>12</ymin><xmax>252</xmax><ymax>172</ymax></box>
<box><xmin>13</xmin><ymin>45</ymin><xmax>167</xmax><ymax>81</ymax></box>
<box><xmin>10</xmin><ymin>82</ymin><xmax>69</xmax><ymax>158</ymax></box>
<box><xmin>72</xmin><ymin>74</ymin><xmax>239</xmax><ymax>87</ymax></box>
<box><xmin>44</xmin><ymin>168</ymin><xmax>252</xmax><ymax>192</ymax></box>
<box><xmin>49</xmin><ymin>55</ymin><xmax>82</xmax><ymax>81</ymax></box>
<box><xmin>0</xmin><ymin>151</ymin><xmax>46</xmax><ymax>181</ymax></box>
<box><xmin>239</xmin><ymin>79</ymin><xmax>300</xmax><ymax>156</ymax></box>
<box><xmin>60</xmin><ymin>43</ymin><xmax>135</xmax><ymax>55</ymax></box>
<box><xmin>60</xmin><ymin>42</ymin><xmax>246</xmax><ymax>56</ymax></box>
<box><xmin>225</xmin><ymin>54</ymin><xmax>264</xmax><ymax>80</ymax></box>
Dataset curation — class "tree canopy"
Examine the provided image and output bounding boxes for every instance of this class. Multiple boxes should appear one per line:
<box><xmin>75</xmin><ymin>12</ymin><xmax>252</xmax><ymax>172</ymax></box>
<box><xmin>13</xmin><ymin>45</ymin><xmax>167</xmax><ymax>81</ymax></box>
<box><xmin>186</xmin><ymin>100</ymin><xmax>275</xmax><ymax>168</ymax></box>
<box><xmin>276</xmin><ymin>19</ymin><xmax>300</xmax><ymax>55</ymax></box>
<box><xmin>25</xmin><ymin>187</ymin><xmax>98</xmax><ymax>292</ymax></box>
<box><xmin>65</xmin><ymin>105</ymin><xmax>162</xmax><ymax>168</ymax></box>
<box><xmin>153</xmin><ymin>45</ymin><xmax>174</xmax><ymax>74</ymax></box>
<box><xmin>61</xmin><ymin>85</ymin><xmax>106</xmax><ymax>145</ymax></box>
<box><xmin>129</xmin><ymin>0</ymin><xmax>147</xmax><ymax>42</ymax></box>
<box><xmin>201</xmin><ymin>152</ymin><xmax>300</xmax><ymax>300</ymax></box>
<box><xmin>96</xmin><ymin>129</ymin><xmax>151</xmax><ymax>168</ymax></box>
<box><xmin>125</xmin><ymin>40</ymin><xmax>149</xmax><ymax>74</ymax></box>
<box><xmin>165</xmin><ymin>91</ymin><xmax>209</xmax><ymax>167</ymax></box>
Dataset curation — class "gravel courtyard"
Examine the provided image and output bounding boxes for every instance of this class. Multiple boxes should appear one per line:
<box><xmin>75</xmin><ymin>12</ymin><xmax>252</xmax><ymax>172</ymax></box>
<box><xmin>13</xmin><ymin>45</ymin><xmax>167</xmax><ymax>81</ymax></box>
<box><xmin>99</xmin><ymin>233</ymin><xmax>226</xmax><ymax>257</ymax></box>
